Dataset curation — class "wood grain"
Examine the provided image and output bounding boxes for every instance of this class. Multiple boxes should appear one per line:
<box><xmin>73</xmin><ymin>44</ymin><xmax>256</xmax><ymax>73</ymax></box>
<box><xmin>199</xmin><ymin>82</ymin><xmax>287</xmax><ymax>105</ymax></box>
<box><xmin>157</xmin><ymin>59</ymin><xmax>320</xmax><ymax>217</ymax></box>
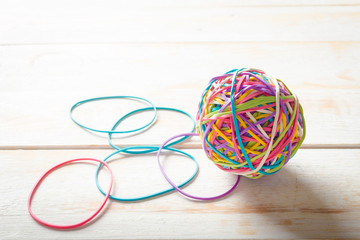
<box><xmin>0</xmin><ymin>3</ymin><xmax>360</xmax><ymax>44</ymax></box>
<box><xmin>1</xmin><ymin>1</ymin><xmax>360</xmax><ymax>239</ymax></box>
<box><xmin>0</xmin><ymin>149</ymin><xmax>359</xmax><ymax>239</ymax></box>
<box><xmin>0</xmin><ymin>42</ymin><xmax>359</xmax><ymax>148</ymax></box>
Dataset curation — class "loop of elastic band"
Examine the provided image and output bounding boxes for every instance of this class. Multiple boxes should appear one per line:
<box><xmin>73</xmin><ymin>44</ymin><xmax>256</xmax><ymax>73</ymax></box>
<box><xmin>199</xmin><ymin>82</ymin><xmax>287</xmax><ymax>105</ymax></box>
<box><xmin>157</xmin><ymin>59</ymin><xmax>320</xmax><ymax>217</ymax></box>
<box><xmin>157</xmin><ymin>132</ymin><xmax>240</xmax><ymax>201</ymax></box>
<box><xmin>107</xmin><ymin>107</ymin><xmax>196</xmax><ymax>153</ymax></box>
<box><xmin>70</xmin><ymin>96</ymin><xmax>157</xmax><ymax>134</ymax></box>
<box><xmin>95</xmin><ymin>147</ymin><xmax>199</xmax><ymax>201</ymax></box>
<box><xmin>28</xmin><ymin>158</ymin><xmax>113</xmax><ymax>229</ymax></box>
<box><xmin>69</xmin><ymin>95</ymin><xmax>198</xmax><ymax>201</ymax></box>
<box><xmin>96</xmin><ymin>106</ymin><xmax>198</xmax><ymax>201</ymax></box>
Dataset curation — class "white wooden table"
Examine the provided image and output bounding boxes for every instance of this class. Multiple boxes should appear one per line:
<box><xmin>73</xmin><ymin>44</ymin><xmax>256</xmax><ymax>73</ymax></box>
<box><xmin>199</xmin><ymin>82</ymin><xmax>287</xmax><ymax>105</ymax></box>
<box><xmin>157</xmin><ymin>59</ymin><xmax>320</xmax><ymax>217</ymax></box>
<box><xmin>1</xmin><ymin>0</ymin><xmax>360</xmax><ymax>239</ymax></box>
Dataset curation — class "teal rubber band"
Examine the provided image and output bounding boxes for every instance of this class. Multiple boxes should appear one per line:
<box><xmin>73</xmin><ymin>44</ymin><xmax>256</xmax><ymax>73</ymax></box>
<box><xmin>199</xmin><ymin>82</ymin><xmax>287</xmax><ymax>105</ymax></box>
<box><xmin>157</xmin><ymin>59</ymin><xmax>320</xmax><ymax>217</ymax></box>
<box><xmin>230</xmin><ymin>69</ymin><xmax>255</xmax><ymax>170</ymax></box>
<box><xmin>97</xmin><ymin>106</ymin><xmax>197</xmax><ymax>201</ymax></box>
<box><xmin>95</xmin><ymin>146</ymin><xmax>199</xmax><ymax>201</ymax></box>
<box><xmin>70</xmin><ymin>96</ymin><xmax>157</xmax><ymax>134</ymax></box>
<box><xmin>107</xmin><ymin>107</ymin><xmax>196</xmax><ymax>153</ymax></box>
<box><xmin>70</xmin><ymin>95</ymin><xmax>198</xmax><ymax>201</ymax></box>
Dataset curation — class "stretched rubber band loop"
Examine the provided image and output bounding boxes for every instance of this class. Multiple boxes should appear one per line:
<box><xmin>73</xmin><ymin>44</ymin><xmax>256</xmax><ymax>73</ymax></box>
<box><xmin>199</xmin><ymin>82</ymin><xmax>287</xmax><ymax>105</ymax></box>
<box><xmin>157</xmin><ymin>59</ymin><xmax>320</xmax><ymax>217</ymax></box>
<box><xmin>157</xmin><ymin>132</ymin><xmax>240</xmax><ymax>201</ymax></box>
<box><xmin>108</xmin><ymin>107</ymin><xmax>196</xmax><ymax>153</ymax></box>
<box><xmin>230</xmin><ymin>69</ymin><xmax>254</xmax><ymax>170</ymax></box>
<box><xmin>70</xmin><ymin>96</ymin><xmax>157</xmax><ymax>134</ymax></box>
<box><xmin>70</xmin><ymin>96</ymin><xmax>200</xmax><ymax>201</ymax></box>
<box><xmin>28</xmin><ymin>158</ymin><xmax>113</xmax><ymax>229</ymax></box>
<box><xmin>93</xmin><ymin>104</ymin><xmax>198</xmax><ymax>201</ymax></box>
<box><xmin>95</xmin><ymin>147</ymin><xmax>199</xmax><ymax>201</ymax></box>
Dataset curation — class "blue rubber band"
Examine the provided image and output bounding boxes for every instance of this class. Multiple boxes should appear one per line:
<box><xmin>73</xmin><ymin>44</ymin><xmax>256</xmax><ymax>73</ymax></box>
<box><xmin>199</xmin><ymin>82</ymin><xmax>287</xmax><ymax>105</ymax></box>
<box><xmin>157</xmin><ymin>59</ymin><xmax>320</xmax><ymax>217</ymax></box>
<box><xmin>107</xmin><ymin>107</ymin><xmax>196</xmax><ymax>153</ymax></box>
<box><xmin>70</xmin><ymin>95</ymin><xmax>198</xmax><ymax>201</ymax></box>
<box><xmin>97</xmin><ymin>106</ymin><xmax>197</xmax><ymax>201</ymax></box>
<box><xmin>95</xmin><ymin>146</ymin><xmax>199</xmax><ymax>201</ymax></box>
<box><xmin>230</xmin><ymin>69</ymin><xmax>255</xmax><ymax>170</ymax></box>
<box><xmin>70</xmin><ymin>96</ymin><xmax>157</xmax><ymax>134</ymax></box>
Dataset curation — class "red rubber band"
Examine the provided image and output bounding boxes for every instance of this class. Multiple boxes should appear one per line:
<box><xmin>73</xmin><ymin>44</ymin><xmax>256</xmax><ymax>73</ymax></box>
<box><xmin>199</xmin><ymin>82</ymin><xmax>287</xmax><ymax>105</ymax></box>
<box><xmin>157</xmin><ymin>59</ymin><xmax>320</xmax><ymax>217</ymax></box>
<box><xmin>27</xmin><ymin>158</ymin><xmax>113</xmax><ymax>229</ymax></box>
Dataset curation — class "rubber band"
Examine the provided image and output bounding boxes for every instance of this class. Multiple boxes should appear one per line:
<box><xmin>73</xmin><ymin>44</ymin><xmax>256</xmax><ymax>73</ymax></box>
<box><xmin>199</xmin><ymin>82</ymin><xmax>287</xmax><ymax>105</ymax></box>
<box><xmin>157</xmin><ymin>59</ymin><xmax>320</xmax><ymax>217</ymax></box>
<box><xmin>107</xmin><ymin>107</ymin><xmax>196</xmax><ymax>153</ymax></box>
<box><xmin>196</xmin><ymin>68</ymin><xmax>306</xmax><ymax>179</ymax></box>
<box><xmin>70</xmin><ymin>96</ymin><xmax>199</xmax><ymax>201</ymax></box>
<box><xmin>70</xmin><ymin>96</ymin><xmax>157</xmax><ymax>134</ymax></box>
<box><xmin>28</xmin><ymin>158</ymin><xmax>113</xmax><ymax>229</ymax></box>
<box><xmin>95</xmin><ymin>106</ymin><xmax>198</xmax><ymax>201</ymax></box>
<box><xmin>157</xmin><ymin>132</ymin><xmax>240</xmax><ymax>201</ymax></box>
<box><xmin>95</xmin><ymin>146</ymin><xmax>199</xmax><ymax>201</ymax></box>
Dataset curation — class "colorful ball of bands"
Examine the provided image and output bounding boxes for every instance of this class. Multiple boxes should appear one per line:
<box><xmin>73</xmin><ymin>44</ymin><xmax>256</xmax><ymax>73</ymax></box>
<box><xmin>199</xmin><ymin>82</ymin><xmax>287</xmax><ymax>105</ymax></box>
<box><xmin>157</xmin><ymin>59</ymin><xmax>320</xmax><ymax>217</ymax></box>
<box><xmin>196</xmin><ymin>68</ymin><xmax>306</xmax><ymax>179</ymax></box>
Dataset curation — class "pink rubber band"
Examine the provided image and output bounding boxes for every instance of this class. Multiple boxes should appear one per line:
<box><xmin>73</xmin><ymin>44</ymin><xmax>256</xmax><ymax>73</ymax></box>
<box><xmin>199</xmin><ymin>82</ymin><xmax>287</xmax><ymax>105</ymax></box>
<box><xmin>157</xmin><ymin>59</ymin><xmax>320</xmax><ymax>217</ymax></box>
<box><xmin>27</xmin><ymin>158</ymin><xmax>113</xmax><ymax>229</ymax></box>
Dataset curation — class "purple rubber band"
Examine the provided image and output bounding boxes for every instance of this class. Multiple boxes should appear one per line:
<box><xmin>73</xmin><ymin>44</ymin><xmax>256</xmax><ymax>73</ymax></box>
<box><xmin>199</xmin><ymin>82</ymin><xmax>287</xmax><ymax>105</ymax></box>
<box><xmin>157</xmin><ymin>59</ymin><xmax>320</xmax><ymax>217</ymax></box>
<box><xmin>157</xmin><ymin>132</ymin><xmax>240</xmax><ymax>201</ymax></box>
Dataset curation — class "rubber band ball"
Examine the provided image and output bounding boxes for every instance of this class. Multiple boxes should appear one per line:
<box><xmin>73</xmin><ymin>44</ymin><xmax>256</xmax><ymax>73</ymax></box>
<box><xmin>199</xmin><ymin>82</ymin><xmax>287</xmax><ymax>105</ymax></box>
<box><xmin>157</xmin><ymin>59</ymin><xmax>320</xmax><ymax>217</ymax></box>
<box><xmin>196</xmin><ymin>68</ymin><xmax>306</xmax><ymax>179</ymax></box>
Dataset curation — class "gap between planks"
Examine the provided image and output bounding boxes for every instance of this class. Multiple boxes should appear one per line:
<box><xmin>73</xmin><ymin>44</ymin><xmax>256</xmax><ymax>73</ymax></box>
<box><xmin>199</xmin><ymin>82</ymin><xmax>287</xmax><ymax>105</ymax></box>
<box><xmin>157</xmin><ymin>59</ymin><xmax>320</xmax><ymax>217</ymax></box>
<box><xmin>1</xmin><ymin>144</ymin><xmax>359</xmax><ymax>150</ymax></box>
<box><xmin>1</xmin><ymin>41</ymin><xmax>360</xmax><ymax>46</ymax></box>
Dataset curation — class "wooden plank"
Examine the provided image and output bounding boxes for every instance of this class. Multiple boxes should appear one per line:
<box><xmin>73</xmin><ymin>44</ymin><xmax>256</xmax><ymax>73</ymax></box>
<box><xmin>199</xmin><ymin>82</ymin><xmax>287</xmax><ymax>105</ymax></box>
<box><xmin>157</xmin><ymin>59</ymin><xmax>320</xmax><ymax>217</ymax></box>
<box><xmin>0</xmin><ymin>42</ymin><xmax>359</xmax><ymax>148</ymax></box>
<box><xmin>0</xmin><ymin>3</ymin><xmax>360</xmax><ymax>44</ymax></box>
<box><xmin>2</xmin><ymin>0</ymin><xmax>360</xmax><ymax>10</ymax></box>
<box><xmin>0</xmin><ymin>149</ymin><xmax>359</xmax><ymax>239</ymax></box>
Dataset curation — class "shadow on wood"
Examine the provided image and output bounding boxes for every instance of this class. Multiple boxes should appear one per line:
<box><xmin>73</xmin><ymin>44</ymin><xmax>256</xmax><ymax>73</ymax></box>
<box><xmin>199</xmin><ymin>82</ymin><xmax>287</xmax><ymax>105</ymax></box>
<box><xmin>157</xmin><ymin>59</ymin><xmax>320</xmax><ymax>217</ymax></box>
<box><xmin>233</xmin><ymin>166</ymin><xmax>355</xmax><ymax>238</ymax></box>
